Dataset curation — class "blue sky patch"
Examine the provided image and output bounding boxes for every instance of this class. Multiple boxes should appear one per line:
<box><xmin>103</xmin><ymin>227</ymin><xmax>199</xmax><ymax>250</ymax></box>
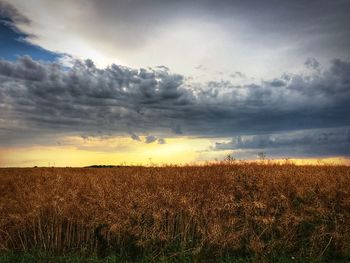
<box><xmin>0</xmin><ymin>20</ymin><xmax>59</xmax><ymax>62</ymax></box>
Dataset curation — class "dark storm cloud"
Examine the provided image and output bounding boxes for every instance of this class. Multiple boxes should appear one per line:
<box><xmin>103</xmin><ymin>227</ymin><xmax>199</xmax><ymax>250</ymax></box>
<box><xmin>172</xmin><ymin>124</ymin><xmax>183</xmax><ymax>135</ymax></box>
<box><xmin>0</xmin><ymin>56</ymin><xmax>350</xmax><ymax>157</ymax></box>
<box><xmin>0</xmin><ymin>1</ymin><xmax>29</xmax><ymax>24</ymax></box>
<box><xmin>305</xmin><ymin>58</ymin><xmax>320</xmax><ymax>71</ymax></box>
<box><xmin>129</xmin><ymin>132</ymin><xmax>141</xmax><ymax>141</ymax></box>
<box><xmin>0</xmin><ymin>56</ymin><xmax>193</xmax><ymax>144</ymax></box>
<box><xmin>143</xmin><ymin>135</ymin><xmax>165</xmax><ymax>144</ymax></box>
<box><xmin>266</xmin><ymin>79</ymin><xmax>286</xmax><ymax>87</ymax></box>
<box><xmin>144</xmin><ymin>136</ymin><xmax>157</xmax><ymax>144</ymax></box>
<box><xmin>214</xmin><ymin>128</ymin><xmax>350</xmax><ymax>157</ymax></box>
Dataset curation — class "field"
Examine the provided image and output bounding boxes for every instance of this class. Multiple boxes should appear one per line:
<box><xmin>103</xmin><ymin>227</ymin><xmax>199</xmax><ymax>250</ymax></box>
<box><xmin>1</xmin><ymin>163</ymin><xmax>350</xmax><ymax>262</ymax></box>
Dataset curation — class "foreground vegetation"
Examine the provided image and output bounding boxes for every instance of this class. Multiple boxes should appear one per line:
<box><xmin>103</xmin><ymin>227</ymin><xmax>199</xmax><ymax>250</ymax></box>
<box><xmin>0</xmin><ymin>251</ymin><xmax>333</xmax><ymax>263</ymax></box>
<box><xmin>0</xmin><ymin>163</ymin><xmax>350</xmax><ymax>262</ymax></box>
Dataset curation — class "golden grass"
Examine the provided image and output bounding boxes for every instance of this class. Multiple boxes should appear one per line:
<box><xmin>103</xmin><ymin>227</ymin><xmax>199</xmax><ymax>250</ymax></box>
<box><xmin>0</xmin><ymin>163</ymin><xmax>350</xmax><ymax>261</ymax></box>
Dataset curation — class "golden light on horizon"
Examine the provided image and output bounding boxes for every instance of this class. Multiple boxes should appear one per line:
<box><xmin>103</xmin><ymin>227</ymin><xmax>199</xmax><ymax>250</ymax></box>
<box><xmin>0</xmin><ymin>136</ymin><xmax>214</xmax><ymax>167</ymax></box>
<box><xmin>0</xmin><ymin>136</ymin><xmax>349</xmax><ymax>167</ymax></box>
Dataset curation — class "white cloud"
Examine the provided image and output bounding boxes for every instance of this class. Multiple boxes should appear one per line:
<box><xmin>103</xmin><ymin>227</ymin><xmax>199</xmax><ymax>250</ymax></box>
<box><xmin>6</xmin><ymin>0</ymin><xmax>349</xmax><ymax>80</ymax></box>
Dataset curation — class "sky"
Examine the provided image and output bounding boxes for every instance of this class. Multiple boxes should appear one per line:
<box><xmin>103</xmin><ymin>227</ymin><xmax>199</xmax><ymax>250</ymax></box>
<box><xmin>0</xmin><ymin>0</ymin><xmax>349</xmax><ymax>166</ymax></box>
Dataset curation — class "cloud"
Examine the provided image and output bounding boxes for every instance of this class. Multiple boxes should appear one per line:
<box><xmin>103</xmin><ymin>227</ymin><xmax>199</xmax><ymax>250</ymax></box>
<box><xmin>195</xmin><ymin>65</ymin><xmax>207</xmax><ymax>71</ymax></box>
<box><xmin>129</xmin><ymin>132</ymin><xmax>141</xmax><ymax>141</ymax></box>
<box><xmin>265</xmin><ymin>79</ymin><xmax>286</xmax><ymax>87</ymax></box>
<box><xmin>172</xmin><ymin>124</ymin><xmax>183</xmax><ymax>135</ymax></box>
<box><xmin>0</xmin><ymin>1</ymin><xmax>29</xmax><ymax>24</ymax></box>
<box><xmin>0</xmin><ymin>56</ymin><xmax>191</xmax><ymax>143</ymax></box>
<box><xmin>0</xmin><ymin>56</ymin><xmax>350</xmax><ymax>158</ymax></box>
<box><xmin>143</xmin><ymin>135</ymin><xmax>166</xmax><ymax>144</ymax></box>
<box><xmin>3</xmin><ymin>0</ymin><xmax>350</xmax><ymax>80</ymax></box>
<box><xmin>145</xmin><ymin>135</ymin><xmax>157</xmax><ymax>144</ymax></box>
<box><xmin>157</xmin><ymin>138</ymin><xmax>166</xmax><ymax>144</ymax></box>
<box><xmin>305</xmin><ymin>58</ymin><xmax>321</xmax><ymax>71</ymax></box>
<box><xmin>214</xmin><ymin>128</ymin><xmax>350</xmax><ymax>157</ymax></box>
<box><xmin>230</xmin><ymin>71</ymin><xmax>246</xmax><ymax>78</ymax></box>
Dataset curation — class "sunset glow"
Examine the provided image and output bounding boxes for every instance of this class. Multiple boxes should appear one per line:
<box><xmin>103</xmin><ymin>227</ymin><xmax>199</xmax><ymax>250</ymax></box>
<box><xmin>1</xmin><ymin>136</ymin><xmax>349</xmax><ymax>167</ymax></box>
<box><xmin>0</xmin><ymin>0</ymin><xmax>349</xmax><ymax>166</ymax></box>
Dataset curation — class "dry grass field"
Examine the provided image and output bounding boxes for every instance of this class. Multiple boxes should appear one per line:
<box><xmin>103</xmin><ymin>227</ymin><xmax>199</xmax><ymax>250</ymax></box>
<box><xmin>0</xmin><ymin>163</ymin><xmax>350</xmax><ymax>262</ymax></box>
